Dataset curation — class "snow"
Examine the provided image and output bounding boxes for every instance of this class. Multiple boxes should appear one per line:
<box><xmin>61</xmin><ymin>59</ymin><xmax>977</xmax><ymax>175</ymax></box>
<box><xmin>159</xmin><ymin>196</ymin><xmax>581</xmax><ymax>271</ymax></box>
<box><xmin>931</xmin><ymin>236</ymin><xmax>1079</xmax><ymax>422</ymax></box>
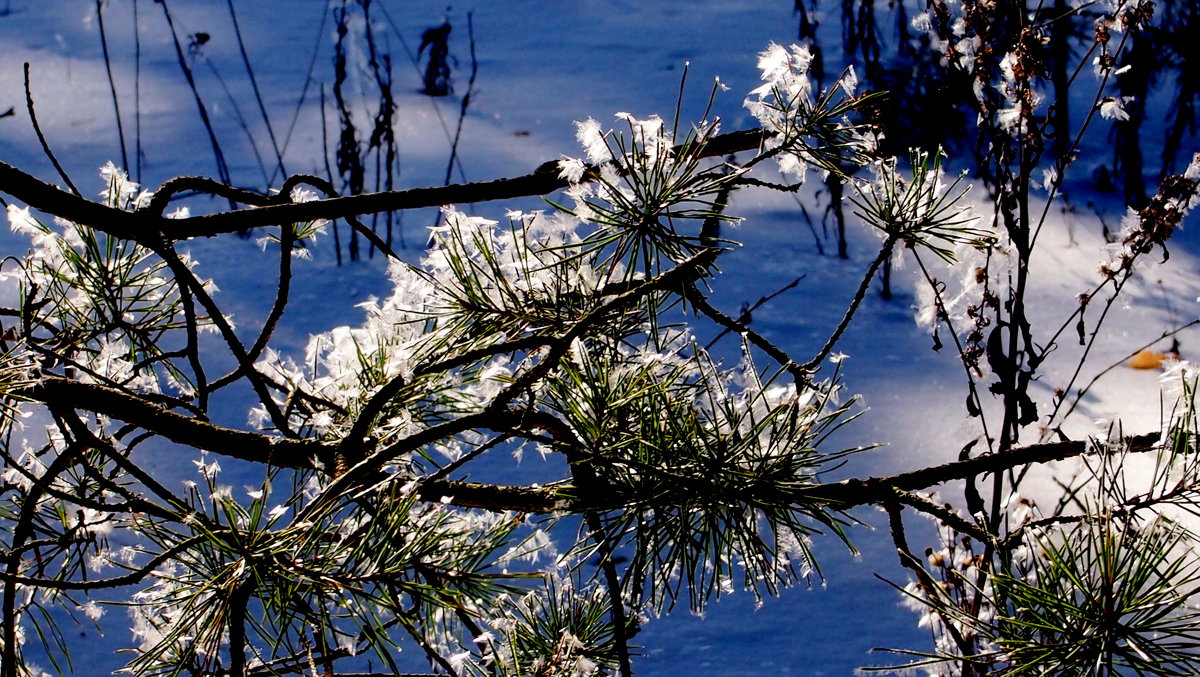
<box><xmin>0</xmin><ymin>0</ymin><xmax>1197</xmax><ymax>674</ymax></box>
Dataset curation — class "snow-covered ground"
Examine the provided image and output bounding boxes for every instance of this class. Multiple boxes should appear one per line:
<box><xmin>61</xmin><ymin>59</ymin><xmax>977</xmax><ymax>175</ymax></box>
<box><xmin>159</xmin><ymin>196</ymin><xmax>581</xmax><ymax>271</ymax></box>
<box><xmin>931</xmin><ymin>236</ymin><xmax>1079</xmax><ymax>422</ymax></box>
<box><xmin>1</xmin><ymin>1</ymin><xmax>1196</xmax><ymax>674</ymax></box>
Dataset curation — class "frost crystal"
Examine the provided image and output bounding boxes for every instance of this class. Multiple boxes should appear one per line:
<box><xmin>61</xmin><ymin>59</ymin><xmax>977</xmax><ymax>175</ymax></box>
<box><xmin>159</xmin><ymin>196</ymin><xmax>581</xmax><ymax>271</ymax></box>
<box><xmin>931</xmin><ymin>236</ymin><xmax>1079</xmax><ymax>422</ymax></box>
<box><xmin>575</xmin><ymin>118</ymin><xmax>610</xmax><ymax>163</ymax></box>
<box><xmin>77</xmin><ymin>600</ymin><xmax>106</xmax><ymax>622</ymax></box>
<box><xmin>557</xmin><ymin>157</ymin><xmax>587</xmax><ymax>183</ymax></box>
<box><xmin>1099</xmin><ymin>96</ymin><xmax>1133</xmax><ymax>121</ymax></box>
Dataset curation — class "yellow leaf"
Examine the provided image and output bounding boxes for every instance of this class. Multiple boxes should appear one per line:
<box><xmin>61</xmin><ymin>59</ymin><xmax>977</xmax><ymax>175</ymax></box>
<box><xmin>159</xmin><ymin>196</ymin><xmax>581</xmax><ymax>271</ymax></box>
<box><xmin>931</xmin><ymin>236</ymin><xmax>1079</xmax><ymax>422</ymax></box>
<box><xmin>1129</xmin><ymin>349</ymin><xmax>1167</xmax><ymax>370</ymax></box>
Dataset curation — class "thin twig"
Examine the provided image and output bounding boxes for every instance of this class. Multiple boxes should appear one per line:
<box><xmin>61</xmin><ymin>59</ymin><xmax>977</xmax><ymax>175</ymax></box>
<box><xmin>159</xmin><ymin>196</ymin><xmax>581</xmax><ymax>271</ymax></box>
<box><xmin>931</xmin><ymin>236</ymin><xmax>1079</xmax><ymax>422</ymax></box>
<box><xmin>0</xmin><ymin>537</ymin><xmax>203</xmax><ymax>591</ymax></box>
<box><xmin>1051</xmin><ymin>319</ymin><xmax>1200</xmax><ymax>431</ymax></box>
<box><xmin>444</xmin><ymin>12</ymin><xmax>477</xmax><ymax>187</ymax></box>
<box><xmin>587</xmin><ymin>512</ymin><xmax>634</xmax><ymax>677</ymax></box>
<box><xmin>226</xmin><ymin>0</ymin><xmax>286</xmax><ymax>180</ymax></box>
<box><xmin>133</xmin><ymin>0</ymin><xmax>143</xmax><ymax>181</ymax></box>
<box><xmin>153</xmin><ymin>240</ymin><xmax>295</xmax><ymax>434</ymax></box>
<box><xmin>685</xmin><ymin>287</ymin><xmax>809</xmax><ymax>385</ymax></box>
<box><xmin>893</xmin><ymin>489</ymin><xmax>992</xmax><ymax>544</ymax></box>
<box><xmin>272</xmin><ymin>2</ymin><xmax>329</xmax><ymax>187</ymax></box>
<box><xmin>157</xmin><ymin>0</ymin><xmax>234</xmax><ymax>198</ymax></box>
<box><xmin>22</xmin><ymin>63</ymin><xmax>80</xmax><ymax>196</ymax></box>
<box><xmin>800</xmin><ymin>236</ymin><xmax>897</xmax><ymax>372</ymax></box>
<box><xmin>703</xmin><ymin>274</ymin><xmax>806</xmax><ymax>350</ymax></box>
<box><xmin>2</xmin><ymin>441</ymin><xmax>80</xmax><ymax>677</ymax></box>
<box><xmin>883</xmin><ymin>501</ymin><xmax>978</xmax><ymax>666</ymax></box>
<box><xmin>319</xmin><ymin>86</ymin><xmax>343</xmax><ymax>265</ymax></box>
<box><xmin>95</xmin><ymin>0</ymin><xmax>129</xmax><ymax>172</ymax></box>
<box><xmin>203</xmin><ymin>56</ymin><xmax>272</xmax><ymax>186</ymax></box>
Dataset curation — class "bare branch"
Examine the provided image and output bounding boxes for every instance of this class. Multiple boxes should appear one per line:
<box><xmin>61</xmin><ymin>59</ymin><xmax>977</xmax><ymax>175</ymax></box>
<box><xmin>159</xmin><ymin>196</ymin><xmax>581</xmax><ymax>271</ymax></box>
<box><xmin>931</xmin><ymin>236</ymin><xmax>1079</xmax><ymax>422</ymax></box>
<box><xmin>19</xmin><ymin>376</ymin><xmax>335</xmax><ymax>471</ymax></box>
<box><xmin>804</xmin><ymin>433</ymin><xmax>1161</xmax><ymax>509</ymax></box>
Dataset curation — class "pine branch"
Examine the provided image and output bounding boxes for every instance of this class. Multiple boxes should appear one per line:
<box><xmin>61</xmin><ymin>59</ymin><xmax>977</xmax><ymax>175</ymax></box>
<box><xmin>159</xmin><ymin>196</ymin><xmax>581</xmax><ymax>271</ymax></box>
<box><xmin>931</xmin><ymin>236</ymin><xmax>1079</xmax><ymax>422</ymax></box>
<box><xmin>16</xmin><ymin>375</ymin><xmax>1163</xmax><ymax>516</ymax></box>
<box><xmin>367</xmin><ymin>432</ymin><xmax>1165</xmax><ymax>515</ymax></box>
<box><xmin>0</xmin><ymin>129</ymin><xmax>764</xmax><ymax>241</ymax></box>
